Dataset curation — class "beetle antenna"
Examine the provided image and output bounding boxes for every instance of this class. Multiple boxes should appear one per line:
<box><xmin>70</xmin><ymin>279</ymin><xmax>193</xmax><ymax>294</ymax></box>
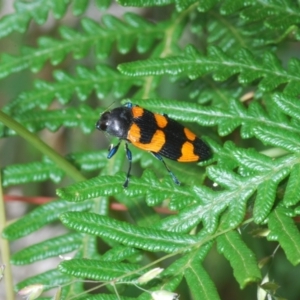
<box><xmin>98</xmin><ymin>101</ymin><xmax>116</xmax><ymax>117</ymax></box>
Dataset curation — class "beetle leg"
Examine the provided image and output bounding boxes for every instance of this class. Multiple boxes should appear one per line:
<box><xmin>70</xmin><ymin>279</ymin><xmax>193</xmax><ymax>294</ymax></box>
<box><xmin>107</xmin><ymin>141</ymin><xmax>121</xmax><ymax>159</ymax></box>
<box><xmin>123</xmin><ymin>142</ymin><xmax>132</xmax><ymax>188</ymax></box>
<box><xmin>151</xmin><ymin>152</ymin><xmax>180</xmax><ymax>185</ymax></box>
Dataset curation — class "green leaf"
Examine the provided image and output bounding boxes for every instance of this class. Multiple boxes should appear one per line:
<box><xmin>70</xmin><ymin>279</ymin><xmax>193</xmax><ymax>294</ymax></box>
<box><xmin>0</xmin><ymin>14</ymin><xmax>164</xmax><ymax>79</ymax></box>
<box><xmin>253</xmin><ymin>126</ymin><xmax>300</xmax><ymax>153</ymax></box>
<box><xmin>118</xmin><ymin>0</ymin><xmax>174</xmax><ymax>6</ymax></box>
<box><xmin>220</xmin><ymin>0</ymin><xmax>300</xmax><ymax>32</ymax></box>
<box><xmin>15</xmin><ymin>269</ymin><xmax>73</xmax><ymax>292</ymax></box>
<box><xmin>72</xmin><ymin>0</ymin><xmax>89</xmax><ymax>16</ymax></box>
<box><xmin>57</xmin><ymin>170</ymin><xmax>201</xmax><ymax>208</ymax></box>
<box><xmin>57</xmin><ymin>173</ymin><xmax>125</xmax><ymax>201</ymax></box>
<box><xmin>2</xmin><ymin>199</ymin><xmax>94</xmax><ymax>240</ymax></box>
<box><xmin>201</xmin><ymin>167</ymin><xmax>256</xmax><ymax>230</ymax></box>
<box><xmin>273</xmin><ymin>92</ymin><xmax>300</xmax><ymax>121</ymax></box>
<box><xmin>66</xmin><ymin>150</ymin><xmax>108</xmax><ymax>171</ymax></box>
<box><xmin>267</xmin><ymin>207</ymin><xmax>300</xmax><ymax>266</ymax></box>
<box><xmin>231</xmin><ymin>147</ymin><xmax>275</xmax><ymax>173</ymax></box>
<box><xmin>0</xmin><ymin>0</ymin><xmax>76</xmax><ymax>39</ymax></box>
<box><xmin>11</xmin><ymin>233</ymin><xmax>83</xmax><ymax>265</ymax></box>
<box><xmin>4</xmin><ymin>65</ymin><xmax>139</xmax><ymax>114</ymax></box>
<box><xmin>95</xmin><ymin>0</ymin><xmax>112</xmax><ymax>10</ymax></box>
<box><xmin>2</xmin><ymin>160</ymin><xmax>64</xmax><ymax>186</ymax></box>
<box><xmin>101</xmin><ymin>246</ymin><xmax>141</xmax><ymax>263</ymax></box>
<box><xmin>0</xmin><ymin>13</ymin><xmax>29</xmax><ymax>38</ymax></box>
<box><xmin>240</xmin><ymin>1</ymin><xmax>300</xmax><ymax>30</ymax></box>
<box><xmin>59</xmin><ymin>259</ymin><xmax>142</xmax><ymax>281</ymax></box>
<box><xmin>283</xmin><ymin>163</ymin><xmax>300</xmax><ymax>206</ymax></box>
<box><xmin>120</xmin><ymin>196</ymin><xmax>160</xmax><ymax>227</ymax></box>
<box><xmin>185</xmin><ymin>260</ymin><xmax>220</xmax><ymax>300</ymax></box>
<box><xmin>217</xmin><ymin>231</ymin><xmax>261</xmax><ymax>288</ymax></box>
<box><xmin>58</xmin><ymin>168</ymin><xmax>254</xmax><ymax>234</ymax></box>
<box><xmin>119</xmin><ymin>45</ymin><xmax>300</xmax><ymax>94</ymax></box>
<box><xmin>13</xmin><ymin>105</ymin><xmax>97</xmax><ymax>134</ymax></box>
<box><xmin>60</xmin><ymin>212</ymin><xmax>198</xmax><ymax>253</ymax></box>
<box><xmin>254</xmin><ymin>177</ymin><xmax>282</xmax><ymax>224</ymax></box>
<box><xmin>157</xmin><ymin>166</ymin><xmax>255</xmax><ymax>233</ymax></box>
<box><xmin>230</xmin><ymin>147</ymin><xmax>295</xmax><ymax>223</ymax></box>
<box><xmin>196</xmin><ymin>0</ymin><xmax>220</xmax><ymax>11</ymax></box>
<box><xmin>220</xmin><ymin>0</ymin><xmax>245</xmax><ymax>14</ymax></box>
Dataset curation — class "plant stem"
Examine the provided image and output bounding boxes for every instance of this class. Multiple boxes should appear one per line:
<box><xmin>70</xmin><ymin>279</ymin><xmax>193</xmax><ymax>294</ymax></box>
<box><xmin>0</xmin><ymin>172</ymin><xmax>14</xmax><ymax>300</ymax></box>
<box><xmin>0</xmin><ymin>110</ymin><xmax>85</xmax><ymax>183</ymax></box>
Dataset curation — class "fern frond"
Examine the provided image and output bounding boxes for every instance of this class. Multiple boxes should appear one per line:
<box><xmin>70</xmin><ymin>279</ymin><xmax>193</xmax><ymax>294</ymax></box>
<box><xmin>184</xmin><ymin>259</ymin><xmax>220</xmax><ymax>300</ymax></box>
<box><xmin>60</xmin><ymin>212</ymin><xmax>198</xmax><ymax>253</ymax></box>
<box><xmin>119</xmin><ymin>45</ymin><xmax>300</xmax><ymax>94</ymax></box>
<box><xmin>283</xmin><ymin>163</ymin><xmax>300</xmax><ymax>206</ymax></box>
<box><xmin>190</xmin><ymin>11</ymin><xmax>278</xmax><ymax>54</ymax></box>
<box><xmin>2</xmin><ymin>160</ymin><xmax>64</xmax><ymax>186</ymax></box>
<box><xmin>217</xmin><ymin>231</ymin><xmax>261</xmax><ymax>288</ymax></box>
<box><xmin>2</xmin><ymin>2</ymin><xmax>300</xmax><ymax>299</ymax></box>
<box><xmin>1</xmin><ymin>150</ymin><xmax>111</xmax><ymax>187</ymax></box>
<box><xmin>67</xmin><ymin>150</ymin><xmax>109</xmax><ymax>171</ymax></box>
<box><xmin>0</xmin><ymin>0</ymin><xmax>112</xmax><ymax>39</ymax></box>
<box><xmin>2</xmin><ymin>199</ymin><xmax>94</xmax><ymax>240</ymax></box>
<box><xmin>230</xmin><ymin>148</ymin><xmax>300</xmax><ymax>220</ymax></box>
<box><xmin>273</xmin><ymin>92</ymin><xmax>300</xmax><ymax>121</ymax></box>
<box><xmin>101</xmin><ymin>246</ymin><xmax>140</xmax><ymax>263</ymax></box>
<box><xmin>176</xmin><ymin>0</ymin><xmax>215</xmax><ymax>11</ymax></box>
<box><xmin>195</xmin><ymin>0</ymin><xmax>300</xmax><ymax>32</ymax></box>
<box><xmin>57</xmin><ymin>170</ymin><xmax>200</xmax><ymax>207</ymax></box>
<box><xmin>7</xmin><ymin>105</ymin><xmax>98</xmax><ymax>135</ymax></box>
<box><xmin>221</xmin><ymin>0</ymin><xmax>300</xmax><ymax>30</ymax></box>
<box><xmin>94</xmin><ymin>0</ymin><xmax>112</xmax><ymax>10</ymax></box>
<box><xmin>253</xmin><ymin>126</ymin><xmax>300</xmax><ymax>153</ymax></box>
<box><xmin>59</xmin><ymin>259</ymin><xmax>142</xmax><ymax>281</ymax></box>
<box><xmin>57</xmin><ymin>138</ymin><xmax>300</xmax><ymax>233</ymax></box>
<box><xmin>0</xmin><ymin>13</ymin><xmax>164</xmax><ymax>79</ymax></box>
<box><xmin>0</xmin><ymin>0</ymin><xmax>73</xmax><ymax>39</ymax></box>
<box><xmin>58</xmin><ymin>168</ymin><xmax>248</xmax><ymax>234</ymax></box>
<box><xmin>15</xmin><ymin>269</ymin><xmax>74</xmax><ymax>294</ymax></box>
<box><xmin>4</xmin><ymin>65</ymin><xmax>140</xmax><ymax>114</ymax></box>
<box><xmin>11</xmin><ymin>233</ymin><xmax>83</xmax><ymax>265</ymax></box>
<box><xmin>72</xmin><ymin>0</ymin><xmax>112</xmax><ymax>15</ymax></box>
<box><xmin>268</xmin><ymin>207</ymin><xmax>300</xmax><ymax>265</ymax></box>
<box><xmin>118</xmin><ymin>0</ymin><xmax>174</xmax><ymax>7</ymax></box>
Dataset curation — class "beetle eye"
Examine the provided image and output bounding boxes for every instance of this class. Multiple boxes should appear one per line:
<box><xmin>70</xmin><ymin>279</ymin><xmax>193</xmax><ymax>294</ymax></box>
<box><xmin>96</xmin><ymin>119</ymin><xmax>107</xmax><ymax>131</ymax></box>
<box><xmin>99</xmin><ymin>121</ymin><xmax>107</xmax><ymax>131</ymax></box>
<box><xmin>96</xmin><ymin>112</ymin><xmax>110</xmax><ymax>131</ymax></box>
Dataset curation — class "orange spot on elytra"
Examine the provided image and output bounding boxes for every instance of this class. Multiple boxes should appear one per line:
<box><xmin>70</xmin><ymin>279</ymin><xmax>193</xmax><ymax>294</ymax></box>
<box><xmin>184</xmin><ymin>127</ymin><xmax>196</xmax><ymax>141</ymax></box>
<box><xmin>154</xmin><ymin>113</ymin><xmax>168</xmax><ymax>128</ymax></box>
<box><xmin>128</xmin><ymin>123</ymin><xmax>141</xmax><ymax>142</ymax></box>
<box><xmin>130</xmin><ymin>129</ymin><xmax>165</xmax><ymax>153</ymax></box>
<box><xmin>178</xmin><ymin>141</ymin><xmax>199</xmax><ymax>162</ymax></box>
<box><xmin>132</xmin><ymin>106</ymin><xmax>144</xmax><ymax>118</ymax></box>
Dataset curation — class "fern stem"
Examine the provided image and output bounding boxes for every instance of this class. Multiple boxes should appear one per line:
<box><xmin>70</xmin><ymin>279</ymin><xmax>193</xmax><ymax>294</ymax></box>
<box><xmin>0</xmin><ymin>110</ymin><xmax>85</xmax><ymax>182</ymax></box>
<box><xmin>0</xmin><ymin>172</ymin><xmax>15</xmax><ymax>300</ymax></box>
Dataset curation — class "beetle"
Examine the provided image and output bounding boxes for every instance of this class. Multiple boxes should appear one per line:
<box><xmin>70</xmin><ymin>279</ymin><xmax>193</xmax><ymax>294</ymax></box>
<box><xmin>96</xmin><ymin>102</ymin><xmax>211</xmax><ymax>187</ymax></box>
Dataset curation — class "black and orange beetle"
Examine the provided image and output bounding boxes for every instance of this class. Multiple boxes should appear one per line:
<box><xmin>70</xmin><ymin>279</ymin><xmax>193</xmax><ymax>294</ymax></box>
<box><xmin>96</xmin><ymin>103</ymin><xmax>211</xmax><ymax>187</ymax></box>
